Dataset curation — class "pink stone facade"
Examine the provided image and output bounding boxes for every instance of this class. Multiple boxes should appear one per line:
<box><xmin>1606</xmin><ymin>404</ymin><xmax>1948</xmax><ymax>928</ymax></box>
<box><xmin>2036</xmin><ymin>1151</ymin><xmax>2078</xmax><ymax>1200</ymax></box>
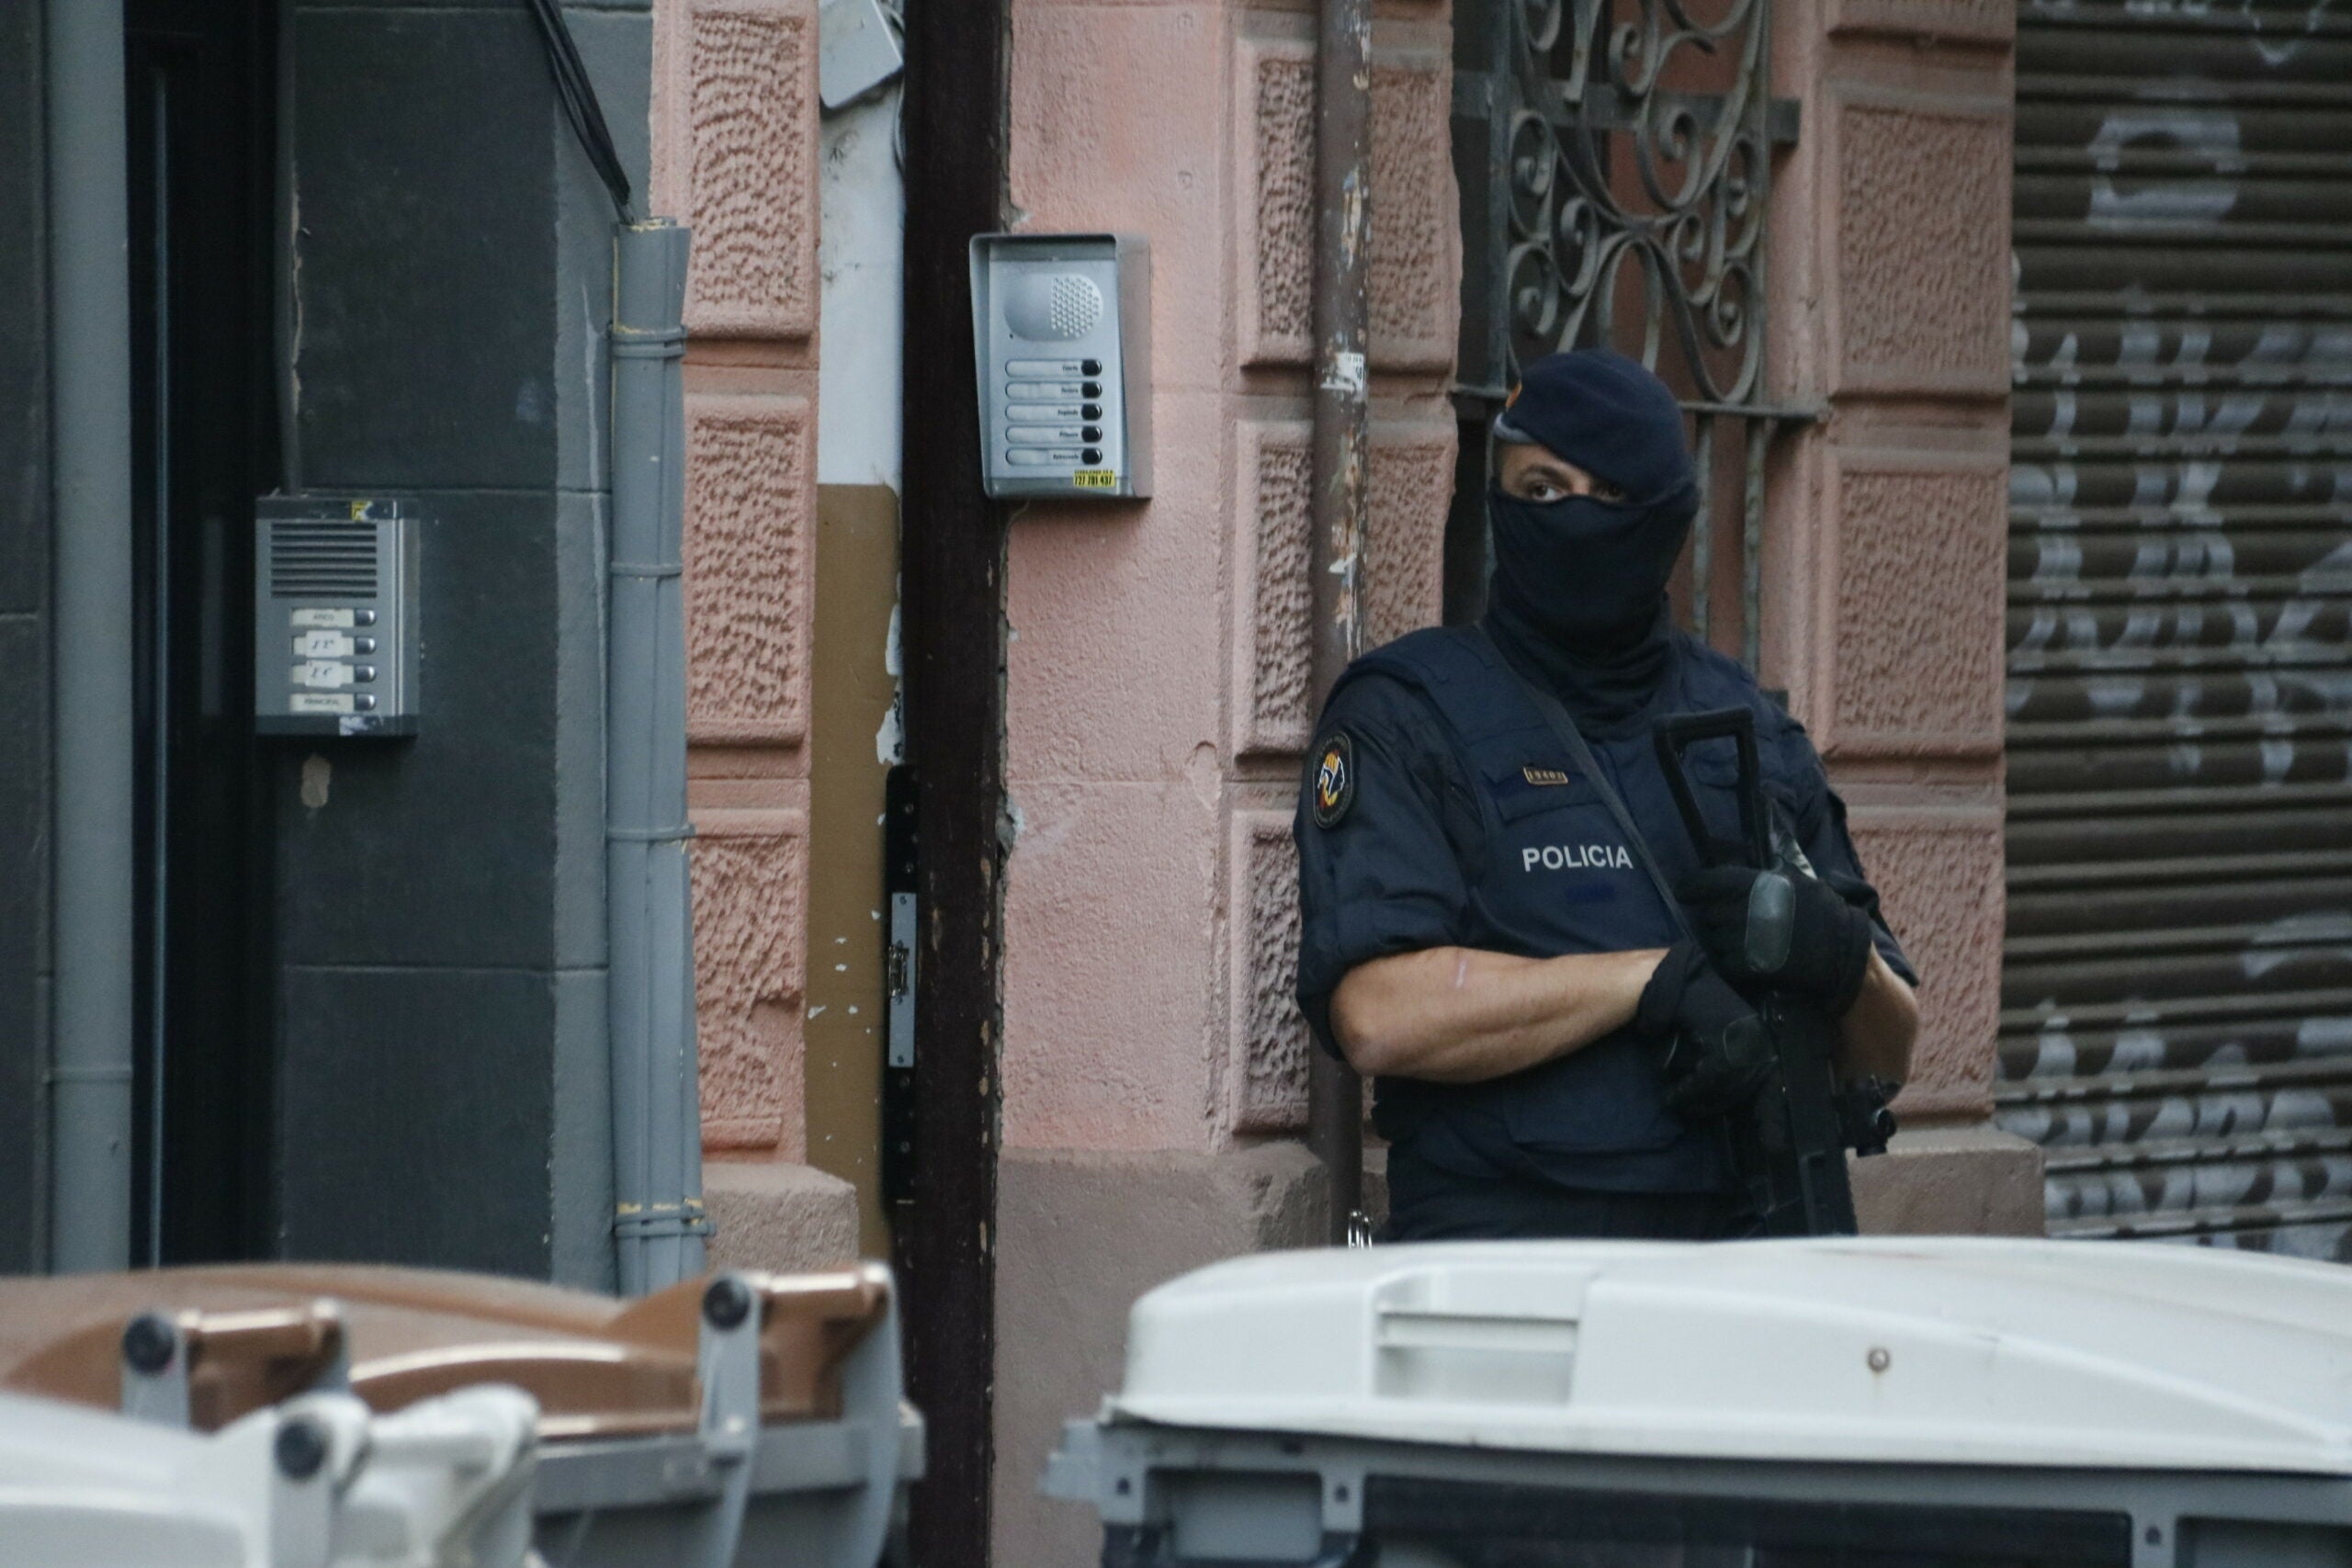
<box><xmin>656</xmin><ymin>0</ymin><xmax>820</xmax><ymax>339</ymax></box>
<box><xmin>1001</xmin><ymin>0</ymin><xmax>1460</xmax><ymax>1163</ymax></box>
<box><xmin>991</xmin><ymin>0</ymin><xmax>2018</xmax><ymax>1169</ymax></box>
<box><xmin>646</xmin><ymin>0</ymin><xmax>2027</xmax><ymax>1555</ymax></box>
<box><xmin>647</xmin><ymin>0</ymin><xmax>2028</xmax><ymax>1180</ymax></box>
<box><xmin>683</xmin><ymin>394</ymin><xmax>815</xmax><ymax>747</ymax></box>
<box><xmin>1766</xmin><ymin>3</ymin><xmax>2016</xmax><ymax>1121</ymax></box>
<box><xmin>651</xmin><ymin>0</ymin><xmax>820</xmax><ymax>1163</ymax></box>
<box><xmin>690</xmin><ymin>806</ymin><xmax>811</xmax><ymax>1152</ymax></box>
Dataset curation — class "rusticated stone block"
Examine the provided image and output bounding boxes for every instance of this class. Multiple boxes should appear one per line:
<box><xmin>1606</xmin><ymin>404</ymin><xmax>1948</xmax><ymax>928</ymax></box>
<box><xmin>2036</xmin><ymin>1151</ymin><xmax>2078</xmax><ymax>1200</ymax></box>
<box><xmin>1826</xmin><ymin>0</ymin><xmax>2014</xmax><ymax>46</ymax></box>
<box><xmin>1825</xmin><ymin>453</ymin><xmax>2007</xmax><ymax>758</ymax></box>
<box><xmin>1845</xmin><ymin>805</ymin><xmax>2003</xmax><ymax>1122</ymax></box>
<box><xmin>1850</xmin><ymin>1126</ymin><xmax>2045</xmax><ymax>1238</ymax></box>
<box><xmin>1231</xmin><ymin>809</ymin><xmax>1309</xmax><ymax>1133</ymax></box>
<box><xmin>684</xmin><ymin>393</ymin><xmax>813</xmax><ymax>745</ymax></box>
<box><xmin>1239</xmin><ymin>422</ymin><xmax>1316</xmax><ymax>756</ymax></box>
<box><xmin>1244</xmin><ymin>41</ymin><xmax>1316</xmax><ymax>367</ymax></box>
<box><xmin>1239</xmin><ymin>38</ymin><xmax>1457</xmax><ymax>371</ymax></box>
<box><xmin>691</xmin><ymin>807</ymin><xmax>810</xmax><ymax>1155</ymax></box>
<box><xmin>653</xmin><ymin>0</ymin><xmax>818</xmax><ymax>338</ymax></box>
<box><xmin>1365</xmin><ymin>423</ymin><xmax>1453</xmax><ymax>649</ymax></box>
<box><xmin>1236</xmin><ymin>420</ymin><xmax>1455</xmax><ymax>757</ymax></box>
<box><xmin>1833</xmin><ymin>95</ymin><xmax>2009</xmax><ymax>396</ymax></box>
<box><xmin>1367</xmin><ymin>53</ymin><xmax>1456</xmax><ymax>365</ymax></box>
<box><xmin>704</xmin><ymin>1159</ymin><xmax>859</xmax><ymax>1271</ymax></box>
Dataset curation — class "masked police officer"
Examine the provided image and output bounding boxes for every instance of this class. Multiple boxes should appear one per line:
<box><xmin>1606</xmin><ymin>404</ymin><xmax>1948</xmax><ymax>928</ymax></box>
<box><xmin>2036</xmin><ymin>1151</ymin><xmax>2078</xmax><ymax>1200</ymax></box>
<box><xmin>1295</xmin><ymin>349</ymin><xmax>1920</xmax><ymax>1242</ymax></box>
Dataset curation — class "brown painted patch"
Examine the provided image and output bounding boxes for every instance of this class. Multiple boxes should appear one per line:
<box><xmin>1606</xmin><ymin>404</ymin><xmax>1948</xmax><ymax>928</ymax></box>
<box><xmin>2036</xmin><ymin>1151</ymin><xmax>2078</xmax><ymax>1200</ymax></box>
<box><xmin>803</xmin><ymin>484</ymin><xmax>901</xmax><ymax>1257</ymax></box>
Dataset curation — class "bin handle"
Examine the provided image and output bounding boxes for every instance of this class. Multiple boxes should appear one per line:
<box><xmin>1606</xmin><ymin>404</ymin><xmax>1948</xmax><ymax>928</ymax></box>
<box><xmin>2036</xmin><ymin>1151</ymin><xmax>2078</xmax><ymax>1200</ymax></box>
<box><xmin>119</xmin><ymin>1301</ymin><xmax>349</xmax><ymax>1430</ymax></box>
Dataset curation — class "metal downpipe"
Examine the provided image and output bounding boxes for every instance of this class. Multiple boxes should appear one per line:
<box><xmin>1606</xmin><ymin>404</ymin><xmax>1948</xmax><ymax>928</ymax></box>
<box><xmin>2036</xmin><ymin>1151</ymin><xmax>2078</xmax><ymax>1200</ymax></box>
<box><xmin>608</xmin><ymin>220</ymin><xmax>708</xmax><ymax>1292</ymax></box>
<box><xmin>1305</xmin><ymin>0</ymin><xmax>1371</xmax><ymax>1246</ymax></box>
<box><xmin>46</xmin><ymin>0</ymin><xmax>137</xmax><ymax>1271</ymax></box>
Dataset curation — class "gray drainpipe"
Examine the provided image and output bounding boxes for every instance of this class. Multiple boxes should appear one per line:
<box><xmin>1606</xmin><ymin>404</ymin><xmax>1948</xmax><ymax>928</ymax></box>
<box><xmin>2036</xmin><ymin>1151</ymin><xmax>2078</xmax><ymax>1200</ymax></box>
<box><xmin>607</xmin><ymin>220</ymin><xmax>709</xmax><ymax>1293</ymax></box>
<box><xmin>45</xmin><ymin>0</ymin><xmax>137</xmax><ymax>1272</ymax></box>
<box><xmin>1305</xmin><ymin>0</ymin><xmax>1372</xmax><ymax>1246</ymax></box>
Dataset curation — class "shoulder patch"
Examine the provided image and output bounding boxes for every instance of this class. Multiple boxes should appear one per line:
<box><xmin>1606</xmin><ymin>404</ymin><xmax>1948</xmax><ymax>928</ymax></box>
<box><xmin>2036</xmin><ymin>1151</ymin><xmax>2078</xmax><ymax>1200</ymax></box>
<box><xmin>1311</xmin><ymin>732</ymin><xmax>1357</xmax><ymax>829</ymax></box>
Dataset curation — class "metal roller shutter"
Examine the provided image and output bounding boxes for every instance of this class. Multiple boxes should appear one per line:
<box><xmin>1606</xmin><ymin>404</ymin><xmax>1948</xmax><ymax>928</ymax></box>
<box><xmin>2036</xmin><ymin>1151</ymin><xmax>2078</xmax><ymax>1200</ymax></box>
<box><xmin>2000</xmin><ymin>1</ymin><xmax>2352</xmax><ymax>1259</ymax></box>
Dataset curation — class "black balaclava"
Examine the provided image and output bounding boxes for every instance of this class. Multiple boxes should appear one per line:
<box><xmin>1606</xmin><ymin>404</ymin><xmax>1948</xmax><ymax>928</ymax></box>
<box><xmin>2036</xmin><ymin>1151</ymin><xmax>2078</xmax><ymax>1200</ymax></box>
<box><xmin>1482</xmin><ymin>349</ymin><xmax>1699</xmax><ymax>730</ymax></box>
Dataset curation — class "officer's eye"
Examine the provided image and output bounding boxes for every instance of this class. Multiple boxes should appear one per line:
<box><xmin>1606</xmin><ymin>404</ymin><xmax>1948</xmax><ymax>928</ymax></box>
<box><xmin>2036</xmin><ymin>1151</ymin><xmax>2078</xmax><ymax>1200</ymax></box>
<box><xmin>1591</xmin><ymin>479</ymin><xmax>1629</xmax><ymax>504</ymax></box>
<box><xmin>1521</xmin><ymin>478</ymin><xmax>1567</xmax><ymax>502</ymax></box>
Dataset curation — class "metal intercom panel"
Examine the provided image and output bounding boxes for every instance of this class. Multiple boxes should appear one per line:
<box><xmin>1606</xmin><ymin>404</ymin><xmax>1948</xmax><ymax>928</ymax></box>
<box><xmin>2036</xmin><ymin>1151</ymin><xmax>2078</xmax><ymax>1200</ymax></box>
<box><xmin>253</xmin><ymin>496</ymin><xmax>421</xmax><ymax>737</ymax></box>
<box><xmin>970</xmin><ymin>232</ymin><xmax>1151</xmax><ymax>500</ymax></box>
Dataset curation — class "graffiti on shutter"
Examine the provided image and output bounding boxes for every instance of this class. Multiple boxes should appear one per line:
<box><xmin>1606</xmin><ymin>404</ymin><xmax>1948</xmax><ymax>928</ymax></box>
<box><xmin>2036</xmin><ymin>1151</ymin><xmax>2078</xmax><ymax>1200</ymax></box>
<box><xmin>2002</xmin><ymin>0</ymin><xmax>2352</xmax><ymax>1260</ymax></box>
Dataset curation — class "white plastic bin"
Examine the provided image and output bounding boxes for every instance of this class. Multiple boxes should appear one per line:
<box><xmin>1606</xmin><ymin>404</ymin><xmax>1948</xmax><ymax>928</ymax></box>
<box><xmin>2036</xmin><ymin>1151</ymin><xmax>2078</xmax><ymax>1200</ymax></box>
<box><xmin>1044</xmin><ymin>1237</ymin><xmax>2352</xmax><ymax>1568</ymax></box>
<box><xmin>0</xmin><ymin>1381</ymin><xmax>540</xmax><ymax>1568</ymax></box>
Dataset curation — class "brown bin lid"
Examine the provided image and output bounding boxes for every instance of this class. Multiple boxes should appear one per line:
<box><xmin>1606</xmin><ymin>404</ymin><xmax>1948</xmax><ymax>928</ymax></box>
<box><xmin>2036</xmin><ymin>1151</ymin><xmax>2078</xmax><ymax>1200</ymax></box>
<box><xmin>0</xmin><ymin>1263</ymin><xmax>888</xmax><ymax>1442</ymax></box>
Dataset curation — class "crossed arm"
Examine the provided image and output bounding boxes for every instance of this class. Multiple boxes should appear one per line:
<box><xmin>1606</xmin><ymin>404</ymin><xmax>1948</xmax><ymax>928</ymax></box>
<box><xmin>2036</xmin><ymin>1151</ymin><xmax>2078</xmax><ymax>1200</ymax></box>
<box><xmin>1329</xmin><ymin>942</ymin><xmax>1917</xmax><ymax>1086</ymax></box>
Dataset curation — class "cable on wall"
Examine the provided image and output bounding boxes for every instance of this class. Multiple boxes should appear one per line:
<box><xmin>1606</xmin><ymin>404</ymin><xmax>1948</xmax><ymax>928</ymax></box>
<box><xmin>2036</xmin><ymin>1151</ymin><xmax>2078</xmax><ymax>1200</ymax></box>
<box><xmin>523</xmin><ymin>0</ymin><xmax>636</xmax><ymax>223</ymax></box>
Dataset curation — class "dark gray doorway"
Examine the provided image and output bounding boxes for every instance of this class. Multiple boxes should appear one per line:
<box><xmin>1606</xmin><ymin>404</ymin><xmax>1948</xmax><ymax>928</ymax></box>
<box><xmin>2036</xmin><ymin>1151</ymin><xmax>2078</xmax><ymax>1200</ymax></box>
<box><xmin>125</xmin><ymin>0</ymin><xmax>277</xmax><ymax>1264</ymax></box>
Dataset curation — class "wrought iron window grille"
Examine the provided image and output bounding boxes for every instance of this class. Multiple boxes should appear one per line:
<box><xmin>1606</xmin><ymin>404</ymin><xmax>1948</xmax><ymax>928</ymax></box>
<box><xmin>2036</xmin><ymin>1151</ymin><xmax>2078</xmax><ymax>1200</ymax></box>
<box><xmin>1451</xmin><ymin>0</ymin><xmax>1815</xmax><ymax>666</ymax></box>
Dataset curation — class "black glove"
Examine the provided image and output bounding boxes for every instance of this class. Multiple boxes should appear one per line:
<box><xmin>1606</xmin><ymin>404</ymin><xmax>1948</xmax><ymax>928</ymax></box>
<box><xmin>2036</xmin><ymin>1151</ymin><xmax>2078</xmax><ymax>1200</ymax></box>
<box><xmin>1635</xmin><ymin>940</ymin><xmax>1774</xmax><ymax>1119</ymax></box>
<box><xmin>1678</xmin><ymin>864</ymin><xmax>1874</xmax><ymax>1016</ymax></box>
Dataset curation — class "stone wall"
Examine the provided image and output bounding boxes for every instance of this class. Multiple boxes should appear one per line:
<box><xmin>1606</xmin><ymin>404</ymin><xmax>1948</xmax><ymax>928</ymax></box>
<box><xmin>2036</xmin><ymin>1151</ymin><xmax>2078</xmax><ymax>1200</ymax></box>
<box><xmin>652</xmin><ymin>0</ymin><xmax>856</xmax><ymax>1252</ymax></box>
<box><xmin>1764</xmin><ymin>0</ymin><xmax>2023</xmax><ymax>1137</ymax></box>
<box><xmin>994</xmin><ymin>0</ymin><xmax>1460</xmax><ymax>1562</ymax></box>
<box><xmin>990</xmin><ymin>3</ymin><xmax>2035</xmax><ymax>1557</ymax></box>
<box><xmin>653</xmin><ymin>1</ymin><xmax>2035</xmax><ymax>1556</ymax></box>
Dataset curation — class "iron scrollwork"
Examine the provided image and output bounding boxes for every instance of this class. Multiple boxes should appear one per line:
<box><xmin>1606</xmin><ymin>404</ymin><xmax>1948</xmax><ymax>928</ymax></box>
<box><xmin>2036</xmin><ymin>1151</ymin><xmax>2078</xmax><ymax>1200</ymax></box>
<box><xmin>1501</xmin><ymin>0</ymin><xmax>1773</xmax><ymax>404</ymax></box>
<box><xmin>1452</xmin><ymin>0</ymin><xmax>1801</xmax><ymax>651</ymax></box>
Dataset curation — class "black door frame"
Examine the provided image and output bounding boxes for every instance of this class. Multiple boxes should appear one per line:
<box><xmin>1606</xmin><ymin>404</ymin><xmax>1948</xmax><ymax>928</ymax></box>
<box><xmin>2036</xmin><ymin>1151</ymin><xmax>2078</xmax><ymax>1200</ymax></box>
<box><xmin>124</xmin><ymin>0</ymin><xmax>278</xmax><ymax>1265</ymax></box>
<box><xmin>895</xmin><ymin>0</ymin><xmax>1010</xmax><ymax>1562</ymax></box>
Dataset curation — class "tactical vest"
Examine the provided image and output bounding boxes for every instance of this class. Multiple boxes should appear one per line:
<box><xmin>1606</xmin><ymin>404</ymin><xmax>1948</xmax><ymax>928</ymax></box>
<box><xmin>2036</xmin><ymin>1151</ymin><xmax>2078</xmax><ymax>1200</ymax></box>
<box><xmin>1330</xmin><ymin>625</ymin><xmax>1806</xmax><ymax>1193</ymax></box>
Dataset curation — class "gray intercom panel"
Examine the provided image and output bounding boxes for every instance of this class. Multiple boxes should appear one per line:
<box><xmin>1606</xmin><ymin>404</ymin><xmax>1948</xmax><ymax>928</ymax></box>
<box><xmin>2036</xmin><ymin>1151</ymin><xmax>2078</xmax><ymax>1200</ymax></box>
<box><xmin>253</xmin><ymin>496</ymin><xmax>421</xmax><ymax>737</ymax></box>
<box><xmin>970</xmin><ymin>232</ymin><xmax>1151</xmax><ymax>500</ymax></box>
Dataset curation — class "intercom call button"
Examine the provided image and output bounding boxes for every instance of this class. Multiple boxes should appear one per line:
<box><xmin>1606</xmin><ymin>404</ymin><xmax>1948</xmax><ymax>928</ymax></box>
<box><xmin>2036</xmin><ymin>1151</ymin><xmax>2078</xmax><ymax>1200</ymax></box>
<box><xmin>294</xmin><ymin>660</ymin><xmax>355</xmax><ymax>689</ymax></box>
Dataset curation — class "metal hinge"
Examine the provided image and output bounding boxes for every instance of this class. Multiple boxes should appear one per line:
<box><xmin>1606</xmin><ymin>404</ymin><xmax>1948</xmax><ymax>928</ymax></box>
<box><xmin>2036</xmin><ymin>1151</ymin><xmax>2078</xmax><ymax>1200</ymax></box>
<box><xmin>886</xmin><ymin>893</ymin><xmax>916</xmax><ymax>1069</ymax></box>
<box><xmin>882</xmin><ymin>766</ymin><xmax>918</xmax><ymax>1204</ymax></box>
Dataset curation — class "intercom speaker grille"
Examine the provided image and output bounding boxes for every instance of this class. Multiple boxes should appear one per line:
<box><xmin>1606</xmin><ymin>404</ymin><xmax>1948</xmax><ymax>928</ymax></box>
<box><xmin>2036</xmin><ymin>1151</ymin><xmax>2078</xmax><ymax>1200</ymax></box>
<box><xmin>268</xmin><ymin>518</ymin><xmax>381</xmax><ymax>598</ymax></box>
<box><xmin>1005</xmin><ymin>272</ymin><xmax>1104</xmax><ymax>342</ymax></box>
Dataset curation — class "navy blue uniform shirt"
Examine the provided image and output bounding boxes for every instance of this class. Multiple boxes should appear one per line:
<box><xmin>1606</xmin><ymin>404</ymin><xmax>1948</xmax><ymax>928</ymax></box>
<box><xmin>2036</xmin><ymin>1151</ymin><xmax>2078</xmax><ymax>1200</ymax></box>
<box><xmin>1295</xmin><ymin>625</ymin><xmax>1917</xmax><ymax>1196</ymax></box>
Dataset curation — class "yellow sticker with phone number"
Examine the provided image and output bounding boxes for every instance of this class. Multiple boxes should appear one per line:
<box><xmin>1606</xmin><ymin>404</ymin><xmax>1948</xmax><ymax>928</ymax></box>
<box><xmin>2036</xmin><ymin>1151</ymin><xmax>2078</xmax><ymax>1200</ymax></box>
<box><xmin>1072</xmin><ymin>469</ymin><xmax>1117</xmax><ymax>491</ymax></box>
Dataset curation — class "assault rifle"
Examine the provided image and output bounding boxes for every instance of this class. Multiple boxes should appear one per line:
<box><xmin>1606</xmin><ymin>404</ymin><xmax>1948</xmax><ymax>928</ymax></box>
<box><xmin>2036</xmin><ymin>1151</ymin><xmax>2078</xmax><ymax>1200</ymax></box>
<box><xmin>1654</xmin><ymin>709</ymin><xmax>1896</xmax><ymax>1238</ymax></box>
